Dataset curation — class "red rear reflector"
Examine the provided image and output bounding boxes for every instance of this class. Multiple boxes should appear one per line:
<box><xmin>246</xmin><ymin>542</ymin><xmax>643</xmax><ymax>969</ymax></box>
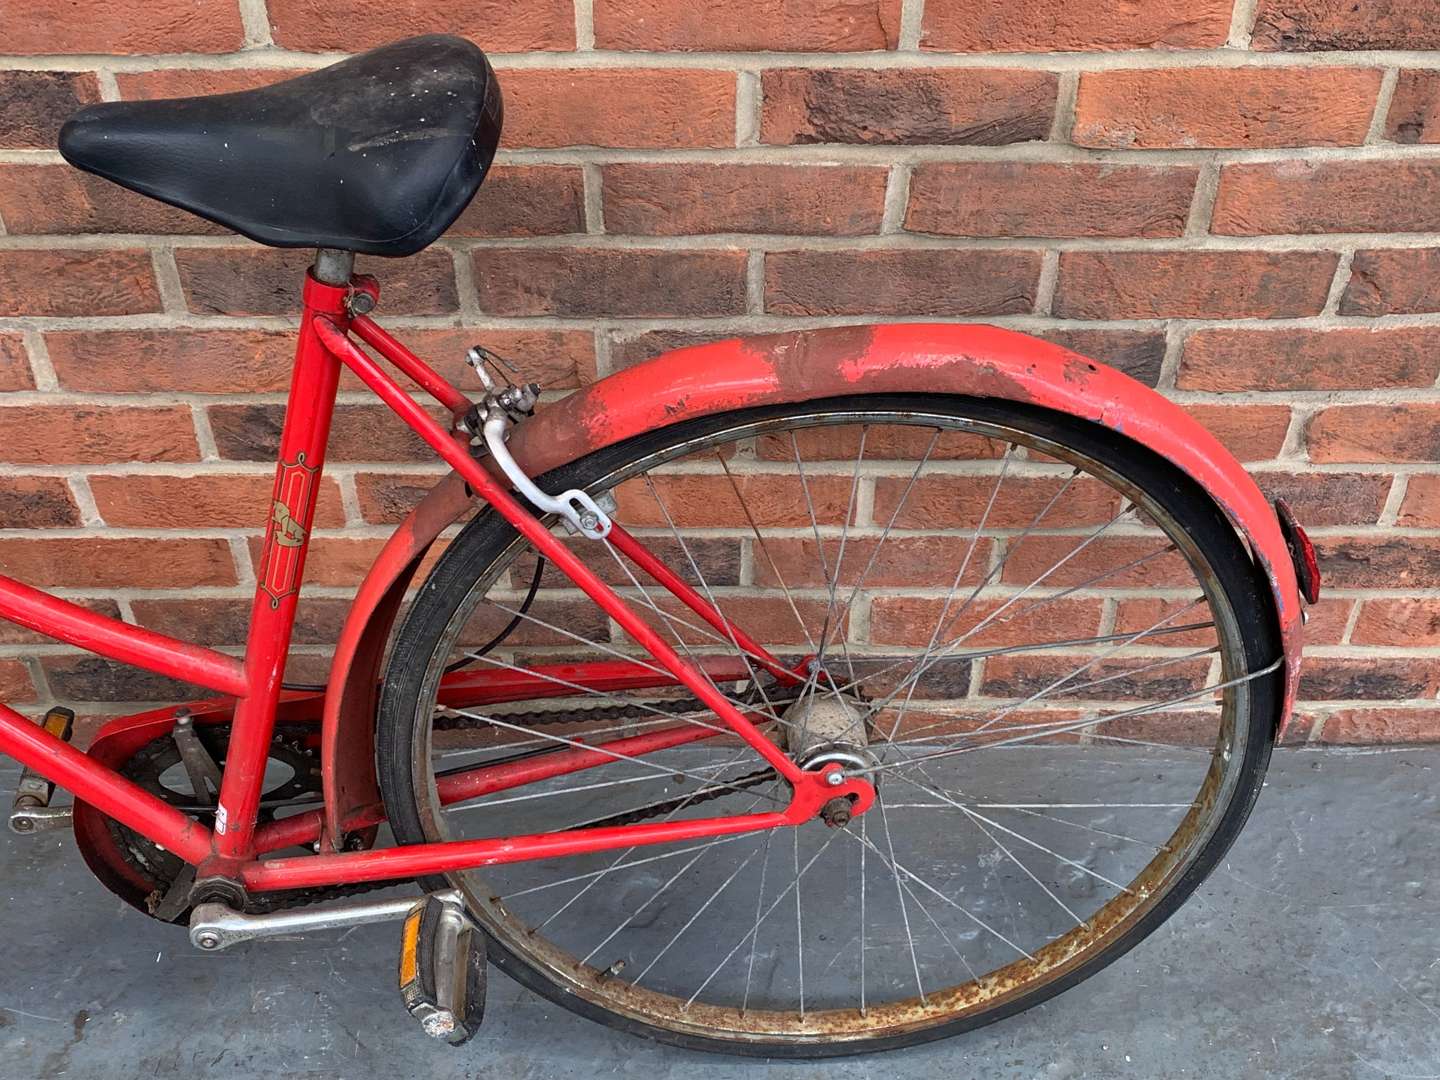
<box><xmin>1274</xmin><ymin>498</ymin><xmax>1320</xmax><ymax>604</ymax></box>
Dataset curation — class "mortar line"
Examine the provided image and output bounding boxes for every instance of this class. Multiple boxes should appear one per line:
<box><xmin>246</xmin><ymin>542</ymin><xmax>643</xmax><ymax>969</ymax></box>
<box><xmin>66</xmin><ymin>475</ymin><xmax>103</xmax><ymax>528</ymax></box>
<box><xmin>1184</xmin><ymin>157</ymin><xmax>1223</xmax><ymax>238</ymax></box>
<box><xmin>1033</xmin><ymin>250</ymin><xmax>1060</xmax><ymax>316</ymax></box>
<box><xmin>879</xmin><ymin>164</ymin><xmax>912</xmax><ymax>234</ymax></box>
<box><xmin>237</xmin><ymin>0</ymin><xmax>275</xmax><ymax>48</ymax></box>
<box><xmin>1049</xmin><ymin>71</ymin><xmax>1079</xmax><ymax>144</ymax></box>
<box><xmin>582</xmin><ymin>162</ymin><xmax>606</xmax><ymax>234</ymax></box>
<box><xmin>736</xmin><ymin>70</ymin><xmax>762</xmax><ymax>147</ymax></box>
<box><xmin>93</xmin><ymin>69</ymin><xmax>120</xmax><ymax>101</ymax></box>
<box><xmin>574</xmin><ymin>0</ymin><xmax>596</xmax><ymax>51</ymax></box>
<box><xmin>897</xmin><ymin>0</ymin><xmax>926</xmax><ymax>51</ymax></box>
<box><xmin>1322</xmin><ymin>251</ymin><xmax>1358</xmax><ymax>316</ymax></box>
<box><xmin>1366</xmin><ymin>68</ymin><xmax>1402</xmax><ymax>144</ymax></box>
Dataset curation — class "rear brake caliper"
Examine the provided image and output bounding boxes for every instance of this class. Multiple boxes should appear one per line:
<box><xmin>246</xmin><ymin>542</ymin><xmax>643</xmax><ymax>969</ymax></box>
<box><xmin>458</xmin><ymin>346</ymin><xmax>613</xmax><ymax>540</ymax></box>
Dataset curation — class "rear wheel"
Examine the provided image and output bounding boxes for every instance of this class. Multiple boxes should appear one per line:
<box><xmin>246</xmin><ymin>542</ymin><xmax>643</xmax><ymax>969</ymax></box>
<box><xmin>376</xmin><ymin>395</ymin><xmax>1281</xmax><ymax>1056</ymax></box>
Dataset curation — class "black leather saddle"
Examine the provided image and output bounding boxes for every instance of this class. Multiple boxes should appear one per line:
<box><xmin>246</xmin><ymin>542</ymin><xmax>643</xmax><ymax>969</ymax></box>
<box><xmin>58</xmin><ymin>36</ymin><xmax>502</xmax><ymax>258</ymax></box>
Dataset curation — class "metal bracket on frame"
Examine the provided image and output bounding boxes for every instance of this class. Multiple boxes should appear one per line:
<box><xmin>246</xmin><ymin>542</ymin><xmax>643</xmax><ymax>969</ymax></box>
<box><xmin>482</xmin><ymin>413</ymin><xmax>613</xmax><ymax>540</ymax></box>
<box><xmin>463</xmin><ymin>348</ymin><xmax>613</xmax><ymax>540</ymax></box>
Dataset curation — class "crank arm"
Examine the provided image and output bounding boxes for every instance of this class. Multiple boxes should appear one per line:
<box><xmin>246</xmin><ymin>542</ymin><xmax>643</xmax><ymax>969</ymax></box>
<box><xmin>190</xmin><ymin>888</ymin><xmax>461</xmax><ymax>951</ymax></box>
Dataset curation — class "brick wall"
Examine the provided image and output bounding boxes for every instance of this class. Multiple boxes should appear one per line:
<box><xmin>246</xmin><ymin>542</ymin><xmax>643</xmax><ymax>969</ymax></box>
<box><xmin>1</xmin><ymin>0</ymin><xmax>1439</xmax><ymax>745</ymax></box>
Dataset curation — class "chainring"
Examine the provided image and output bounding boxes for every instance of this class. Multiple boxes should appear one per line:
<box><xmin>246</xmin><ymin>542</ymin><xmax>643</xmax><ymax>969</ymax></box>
<box><xmin>107</xmin><ymin>723</ymin><xmax>328</xmax><ymax>920</ymax></box>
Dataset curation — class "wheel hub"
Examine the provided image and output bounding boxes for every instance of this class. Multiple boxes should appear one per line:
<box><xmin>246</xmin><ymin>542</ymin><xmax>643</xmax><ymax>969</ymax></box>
<box><xmin>781</xmin><ymin>690</ymin><xmax>877</xmax><ymax>826</ymax></box>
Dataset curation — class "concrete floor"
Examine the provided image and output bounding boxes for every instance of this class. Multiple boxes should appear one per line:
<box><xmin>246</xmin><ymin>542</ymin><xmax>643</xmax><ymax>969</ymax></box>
<box><xmin>1</xmin><ymin>746</ymin><xmax>1438</xmax><ymax>1079</ymax></box>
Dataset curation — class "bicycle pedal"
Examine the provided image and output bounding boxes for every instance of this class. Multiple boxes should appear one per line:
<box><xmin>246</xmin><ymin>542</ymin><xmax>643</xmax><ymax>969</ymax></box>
<box><xmin>9</xmin><ymin>707</ymin><xmax>75</xmax><ymax>835</ymax></box>
<box><xmin>398</xmin><ymin>892</ymin><xmax>487</xmax><ymax>1046</ymax></box>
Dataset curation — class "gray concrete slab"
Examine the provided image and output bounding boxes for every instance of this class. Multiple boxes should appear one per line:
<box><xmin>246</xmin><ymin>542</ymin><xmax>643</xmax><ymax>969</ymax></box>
<box><xmin>1</xmin><ymin>746</ymin><xmax>1438</xmax><ymax>1079</ymax></box>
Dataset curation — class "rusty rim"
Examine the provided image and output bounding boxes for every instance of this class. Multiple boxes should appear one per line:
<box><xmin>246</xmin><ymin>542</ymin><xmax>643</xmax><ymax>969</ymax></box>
<box><xmin>402</xmin><ymin>406</ymin><xmax>1258</xmax><ymax>1047</ymax></box>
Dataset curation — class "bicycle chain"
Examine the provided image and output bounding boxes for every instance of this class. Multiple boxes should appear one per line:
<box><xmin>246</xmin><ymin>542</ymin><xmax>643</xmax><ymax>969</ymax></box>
<box><xmin>114</xmin><ymin>693</ymin><xmax>792</xmax><ymax>916</ymax></box>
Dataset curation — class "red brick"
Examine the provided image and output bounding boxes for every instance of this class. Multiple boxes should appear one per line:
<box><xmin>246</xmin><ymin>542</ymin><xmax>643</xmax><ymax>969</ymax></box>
<box><xmin>596</xmin><ymin>0</ymin><xmax>900</xmax><ymax>50</ymax></box>
<box><xmin>384</xmin><ymin>328</ymin><xmax>597</xmax><ymax>392</ymax></box>
<box><xmin>0</xmin><ymin>71</ymin><xmax>100</xmax><ymax>149</ymax></box>
<box><xmin>613</xmin><ymin>472</ymin><xmax>854</xmax><ymax>528</ymax></box>
<box><xmin>47</xmin><ymin>329</ymin><xmax>295</xmax><ymax>395</ymax></box>
<box><xmin>1308</xmin><ymin>406</ymin><xmax>1440</xmax><ymax>464</ymax></box>
<box><xmin>761</xmin><ymin>68</ymin><xmax>1056</xmax><ymax>146</ymax></box>
<box><xmin>1112</xmin><ymin>598</ymin><xmax>1223</xmax><ymax>649</ymax></box>
<box><xmin>1252</xmin><ymin>472</ymin><xmax>1392</xmax><ymax>527</ymax></box>
<box><xmin>1039</xmin><ymin>330</ymin><xmax>1166</xmax><ymax>387</ymax></box>
<box><xmin>625</xmin><ymin>596</ymin><xmax>846</xmax><ymax>649</ymax></box>
<box><xmin>474</xmin><ymin>248</ymin><xmax>747</xmax><ymax>317</ymax></box>
<box><xmin>765</xmin><ymin>249</ymin><xmax>1041</xmax><ymax>316</ymax></box>
<box><xmin>0</xmin><ymin>477</ymin><xmax>80</xmax><ymax>529</ymax></box>
<box><xmin>1353</xmin><ymin>599</ymin><xmax>1440</xmax><ymax>647</ymax></box>
<box><xmin>604</xmin><ymin>164</ymin><xmax>888</xmax><ymax>236</ymax></box>
<box><xmin>1340</xmin><ymin>249</ymin><xmax>1440</xmax><ymax>316</ymax></box>
<box><xmin>0</xmin><ymin>538</ymin><xmax>236</xmax><ymax>588</ymax></box>
<box><xmin>869</xmin><ymin>596</ymin><xmax>1103</xmax><ymax>648</ymax></box>
<box><xmin>757</xmin><ymin>424</ymin><xmax>1007</xmax><ymax>462</ymax></box>
<box><xmin>920</xmin><ymin>0</ymin><xmax>1231</xmax><ymax>52</ymax></box>
<box><xmin>1183</xmin><ymin>405</ymin><xmax>1292</xmax><ymax>463</ymax></box>
<box><xmin>0</xmin><ymin>335</ymin><xmax>33</xmax><ymax>392</ymax></box>
<box><xmin>1178</xmin><ymin>327</ymin><xmax>1440</xmax><ymax>391</ymax></box>
<box><xmin>7</xmin><ymin>0</ymin><xmax>242</xmax><ymax>53</ymax></box>
<box><xmin>116</xmin><ymin>68</ymin><xmax>300</xmax><ymax>101</ymax></box>
<box><xmin>131</xmin><ymin>597</ymin><xmax>352</xmax><ymax>646</ymax></box>
<box><xmin>353</xmin><ymin>472</ymin><xmax>450</xmax><ymax>524</ymax></box>
<box><xmin>605</xmin><ymin>330</ymin><xmax>721</xmax><ymax>370</ymax></box>
<box><xmin>0</xmin><ymin>164</ymin><xmax>225</xmax><ymax>235</ymax></box>
<box><xmin>1398</xmin><ymin>475</ymin><xmax>1440</xmax><ymax>527</ymax></box>
<box><xmin>513</xmin><ymin>537</ymin><xmax>742</xmax><ymax>589</ymax></box>
<box><xmin>0</xmin><ymin>600</ymin><xmax>120</xmax><ymax>647</ymax></box>
<box><xmin>449</xmin><ymin>166</ymin><xmax>585</xmax><ymax>238</ymax></box>
<box><xmin>1299</xmin><ymin>656</ymin><xmax>1440</xmax><ymax>701</ymax></box>
<box><xmin>208</xmin><ymin>404</ymin><xmax>439</xmax><ymax>462</ymax></box>
<box><xmin>880</xmin><ymin>706</ymin><xmax>1089</xmax><ymax>744</ymax></box>
<box><xmin>981</xmin><ymin>653</ymin><xmax>1213</xmax><ymax>702</ymax></box>
<box><xmin>1053</xmin><ymin>251</ymin><xmax>1337</xmax><ymax>319</ymax></box>
<box><xmin>0</xmin><ymin>661</ymin><xmax>36</xmax><ymax>704</ymax></box>
<box><xmin>1253</xmin><ymin>0</ymin><xmax>1440</xmax><ymax>51</ymax></box>
<box><xmin>504</xmin><ymin>70</ymin><xmax>735</xmax><ymax>149</ymax></box>
<box><xmin>259</xmin><ymin>536</ymin><xmax>447</xmax><ymax>589</ymax></box>
<box><xmin>874</xmin><ymin>474</ymin><xmax>1121</xmax><ymax>530</ymax></box>
<box><xmin>1317</xmin><ymin>708</ymin><xmax>1440</xmax><ymax>745</ymax></box>
<box><xmin>1294</xmin><ymin>598</ymin><xmax>1353</xmax><ymax>647</ymax></box>
<box><xmin>42</xmin><ymin>656</ymin><xmax>210</xmax><ymax>703</ymax></box>
<box><xmin>752</xmin><ymin>536</ymin><xmax>996</xmax><ymax>589</ymax></box>
<box><xmin>1214</xmin><ymin>161</ymin><xmax>1440</xmax><ymax>235</ymax></box>
<box><xmin>267</xmin><ymin>0</ymin><xmax>573</xmax><ymax>50</ymax></box>
<box><xmin>1002</xmin><ymin>535</ymin><xmax>1197</xmax><ymax>589</ymax></box>
<box><xmin>906</xmin><ymin>162</ymin><xmax>1197</xmax><ymax>239</ymax></box>
<box><xmin>1074</xmin><ymin>68</ymin><xmax>1380</xmax><ymax>149</ymax></box>
<box><xmin>361</xmin><ymin>327</ymin><xmax>595</xmax><ymax>396</ymax></box>
<box><xmin>1386</xmin><ymin>70</ymin><xmax>1440</xmax><ymax>144</ymax></box>
<box><xmin>1313</xmin><ymin>536</ymin><xmax>1440</xmax><ymax>588</ymax></box>
<box><xmin>0</xmin><ymin>250</ymin><xmax>160</xmax><ymax>317</ymax></box>
<box><xmin>89</xmin><ymin>474</ymin><xmax>346</xmax><ymax>530</ymax></box>
<box><xmin>174</xmin><ymin>247</ymin><xmax>458</xmax><ymax>317</ymax></box>
<box><xmin>0</xmin><ymin>406</ymin><xmax>198</xmax><ymax>465</ymax></box>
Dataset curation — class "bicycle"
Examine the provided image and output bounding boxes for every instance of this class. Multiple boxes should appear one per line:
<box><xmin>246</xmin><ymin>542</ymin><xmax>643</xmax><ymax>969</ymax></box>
<box><xmin>0</xmin><ymin>34</ymin><xmax>1319</xmax><ymax>1056</ymax></box>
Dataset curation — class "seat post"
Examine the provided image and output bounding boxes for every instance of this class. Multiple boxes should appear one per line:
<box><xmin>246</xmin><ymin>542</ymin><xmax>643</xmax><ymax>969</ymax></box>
<box><xmin>312</xmin><ymin>247</ymin><xmax>355</xmax><ymax>286</ymax></box>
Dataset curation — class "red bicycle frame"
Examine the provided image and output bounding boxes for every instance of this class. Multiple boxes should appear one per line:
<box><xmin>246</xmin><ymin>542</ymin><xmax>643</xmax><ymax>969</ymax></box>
<box><xmin>0</xmin><ymin>260</ymin><xmax>874</xmax><ymax>894</ymax></box>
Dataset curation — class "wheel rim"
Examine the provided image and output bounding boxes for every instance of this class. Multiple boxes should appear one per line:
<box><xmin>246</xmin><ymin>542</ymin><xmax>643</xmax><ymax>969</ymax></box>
<box><xmin>399</xmin><ymin>405</ymin><xmax>1262</xmax><ymax>1046</ymax></box>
